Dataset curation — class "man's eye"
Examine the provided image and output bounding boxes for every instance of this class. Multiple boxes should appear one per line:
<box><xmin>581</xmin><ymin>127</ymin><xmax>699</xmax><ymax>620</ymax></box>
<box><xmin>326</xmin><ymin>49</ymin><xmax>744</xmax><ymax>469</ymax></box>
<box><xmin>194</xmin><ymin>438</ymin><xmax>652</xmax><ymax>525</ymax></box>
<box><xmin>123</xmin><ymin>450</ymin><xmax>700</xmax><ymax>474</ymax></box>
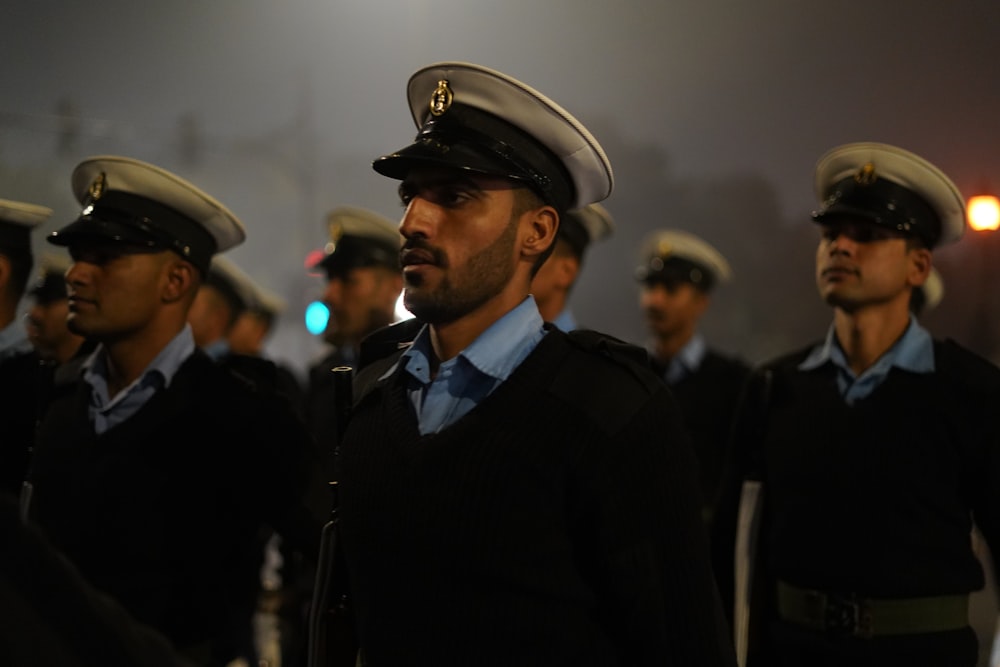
<box><xmin>438</xmin><ymin>189</ymin><xmax>471</xmax><ymax>207</ymax></box>
<box><xmin>70</xmin><ymin>249</ymin><xmax>110</xmax><ymax>264</ymax></box>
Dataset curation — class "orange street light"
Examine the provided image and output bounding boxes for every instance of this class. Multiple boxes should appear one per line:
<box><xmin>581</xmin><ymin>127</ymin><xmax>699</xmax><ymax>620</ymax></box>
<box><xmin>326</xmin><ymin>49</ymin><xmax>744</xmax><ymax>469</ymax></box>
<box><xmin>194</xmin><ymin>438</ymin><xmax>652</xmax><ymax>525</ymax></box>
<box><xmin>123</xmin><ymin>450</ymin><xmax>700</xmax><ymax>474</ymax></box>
<box><xmin>968</xmin><ymin>194</ymin><xmax>1000</xmax><ymax>231</ymax></box>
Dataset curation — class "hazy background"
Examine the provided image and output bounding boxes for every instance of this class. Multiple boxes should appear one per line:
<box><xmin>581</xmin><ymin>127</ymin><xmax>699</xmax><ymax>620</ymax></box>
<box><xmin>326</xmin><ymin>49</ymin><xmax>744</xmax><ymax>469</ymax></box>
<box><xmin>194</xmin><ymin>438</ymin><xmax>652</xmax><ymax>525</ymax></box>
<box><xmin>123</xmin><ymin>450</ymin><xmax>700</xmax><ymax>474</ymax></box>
<box><xmin>4</xmin><ymin>0</ymin><xmax>1000</xmax><ymax>379</ymax></box>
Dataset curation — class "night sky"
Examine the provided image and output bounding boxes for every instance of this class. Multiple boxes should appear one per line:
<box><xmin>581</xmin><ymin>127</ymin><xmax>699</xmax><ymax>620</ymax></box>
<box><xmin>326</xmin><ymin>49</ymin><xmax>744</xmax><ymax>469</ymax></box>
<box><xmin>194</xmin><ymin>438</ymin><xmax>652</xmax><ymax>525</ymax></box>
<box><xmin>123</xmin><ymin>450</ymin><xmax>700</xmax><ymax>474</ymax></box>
<box><xmin>4</xmin><ymin>0</ymin><xmax>1000</xmax><ymax>373</ymax></box>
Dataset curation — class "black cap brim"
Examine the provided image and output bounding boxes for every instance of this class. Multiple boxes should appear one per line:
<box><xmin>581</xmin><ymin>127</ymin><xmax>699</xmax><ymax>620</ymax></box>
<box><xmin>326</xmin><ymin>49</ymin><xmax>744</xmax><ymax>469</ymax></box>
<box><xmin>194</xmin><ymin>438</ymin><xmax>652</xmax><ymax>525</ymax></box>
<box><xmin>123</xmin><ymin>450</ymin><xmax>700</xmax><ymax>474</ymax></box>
<box><xmin>47</xmin><ymin>217</ymin><xmax>162</xmax><ymax>250</ymax></box>
<box><xmin>374</xmin><ymin>137</ymin><xmax>535</xmax><ymax>190</ymax></box>
<box><xmin>811</xmin><ymin>203</ymin><xmax>883</xmax><ymax>227</ymax></box>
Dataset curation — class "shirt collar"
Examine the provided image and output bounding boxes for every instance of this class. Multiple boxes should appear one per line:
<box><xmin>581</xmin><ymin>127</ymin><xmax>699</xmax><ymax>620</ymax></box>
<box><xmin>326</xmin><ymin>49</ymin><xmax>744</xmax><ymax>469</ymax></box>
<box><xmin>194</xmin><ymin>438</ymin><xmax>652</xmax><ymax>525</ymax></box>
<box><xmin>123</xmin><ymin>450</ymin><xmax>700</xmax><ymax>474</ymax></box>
<box><xmin>397</xmin><ymin>296</ymin><xmax>545</xmax><ymax>384</ymax></box>
<box><xmin>675</xmin><ymin>333</ymin><xmax>707</xmax><ymax>373</ymax></box>
<box><xmin>799</xmin><ymin>315</ymin><xmax>935</xmax><ymax>375</ymax></box>
<box><xmin>0</xmin><ymin>318</ymin><xmax>31</xmax><ymax>359</ymax></box>
<box><xmin>83</xmin><ymin>324</ymin><xmax>197</xmax><ymax>393</ymax></box>
<box><xmin>203</xmin><ymin>338</ymin><xmax>231</xmax><ymax>361</ymax></box>
<box><xmin>656</xmin><ymin>332</ymin><xmax>707</xmax><ymax>385</ymax></box>
<box><xmin>551</xmin><ymin>308</ymin><xmax>577</xmax><ymax>332</ymax></box>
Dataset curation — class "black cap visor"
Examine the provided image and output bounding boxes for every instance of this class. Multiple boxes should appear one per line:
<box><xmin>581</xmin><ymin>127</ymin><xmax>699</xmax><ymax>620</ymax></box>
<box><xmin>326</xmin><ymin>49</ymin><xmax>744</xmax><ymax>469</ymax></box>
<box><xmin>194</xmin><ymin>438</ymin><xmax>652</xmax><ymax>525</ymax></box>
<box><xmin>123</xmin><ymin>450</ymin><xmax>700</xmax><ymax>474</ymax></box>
<box><xmin>48</xmin><ymin>192</ymin><xmax>217</xmax><ymax>272</ymax></box>
<box><xmin>29</xmin><ymin>272</ymin><xmax>68</xmax><ymax>304</ymax></box>
<box><xmin>48</xmin><ymin>217</ymin><xmax>162</xmax><ymax>251</ymax></box>
<box><xmin>309</xmin><ymin>234</ymin><xmax>400</xmax><ymax>280</ymax></box>
<box><xmin>812</xmin><ymin>176</ymin><xmax>941</xmax><ymax>247</ymax></box>
<box><xmin>636</xmin><ymin>257</ymin><xmax>716</xmax><ymax>292</ymax></box>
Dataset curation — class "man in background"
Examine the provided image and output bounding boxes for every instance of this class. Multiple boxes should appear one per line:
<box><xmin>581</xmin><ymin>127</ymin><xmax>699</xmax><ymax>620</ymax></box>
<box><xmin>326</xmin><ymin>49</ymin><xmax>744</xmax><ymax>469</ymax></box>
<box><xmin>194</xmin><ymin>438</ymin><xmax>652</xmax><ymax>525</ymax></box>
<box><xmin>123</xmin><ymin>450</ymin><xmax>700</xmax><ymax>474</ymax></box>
<box><xmin>531</xmin><ymin>203</ymin><xmax>614</xmax><ymax>331</ymax></box>
<box><xmin>715</xmin><ymin>142</ymin><xmax>1000</xmax><ymax>666</ymax></box>
<box><xmin>636</xmin><ymin>228</ymin><xmax>749</xmax><ymax>521</ymax></box>
<box><xmin>0</xmin><ymin>198</ymin><xmax>51</xmax><ymax>497</ymax></box>
<box><xmin>24</xmin><ymin>155</ymin><xmax>327</xmax><ymax>667</ymax></box>
<box><xmin>304</xmin><ymin>206</ymin><xmax>402</xmax><ymax>457</ymax></box>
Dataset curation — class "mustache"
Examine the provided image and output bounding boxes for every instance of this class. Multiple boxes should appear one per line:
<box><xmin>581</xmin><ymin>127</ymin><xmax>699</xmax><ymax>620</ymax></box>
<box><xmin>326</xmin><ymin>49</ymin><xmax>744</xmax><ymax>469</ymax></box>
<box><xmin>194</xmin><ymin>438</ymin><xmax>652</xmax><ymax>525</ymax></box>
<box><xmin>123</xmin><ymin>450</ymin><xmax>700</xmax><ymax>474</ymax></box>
<box><xmin>400</xmin><ymin>238</ymin><xmax>446</xmax><ymax>266</ymax></box>
<box><xmin>821</xmin><ymin>262</ymin><xmax>859</xmax><ymax>276</ymax></box>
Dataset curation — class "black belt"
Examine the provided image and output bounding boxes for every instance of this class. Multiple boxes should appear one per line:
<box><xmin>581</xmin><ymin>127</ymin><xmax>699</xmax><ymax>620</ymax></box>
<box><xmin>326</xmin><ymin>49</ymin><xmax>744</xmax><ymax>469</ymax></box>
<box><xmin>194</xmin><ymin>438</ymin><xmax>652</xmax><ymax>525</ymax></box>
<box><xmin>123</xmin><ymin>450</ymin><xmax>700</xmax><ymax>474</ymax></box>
<box><xmin>777</xmin><ymin>580</ymin><xmax>969</xmax><ymax>638</ymax></box>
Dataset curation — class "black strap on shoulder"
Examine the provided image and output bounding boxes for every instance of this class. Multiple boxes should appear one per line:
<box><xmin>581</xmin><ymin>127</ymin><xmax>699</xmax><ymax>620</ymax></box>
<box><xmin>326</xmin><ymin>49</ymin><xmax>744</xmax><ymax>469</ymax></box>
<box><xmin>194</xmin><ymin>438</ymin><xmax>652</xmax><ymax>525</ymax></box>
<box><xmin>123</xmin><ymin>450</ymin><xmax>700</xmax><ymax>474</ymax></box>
<box><xmin>564</xmin><ymin>328</ymin><xmax>661</xmax><ymax>390</ymax></box>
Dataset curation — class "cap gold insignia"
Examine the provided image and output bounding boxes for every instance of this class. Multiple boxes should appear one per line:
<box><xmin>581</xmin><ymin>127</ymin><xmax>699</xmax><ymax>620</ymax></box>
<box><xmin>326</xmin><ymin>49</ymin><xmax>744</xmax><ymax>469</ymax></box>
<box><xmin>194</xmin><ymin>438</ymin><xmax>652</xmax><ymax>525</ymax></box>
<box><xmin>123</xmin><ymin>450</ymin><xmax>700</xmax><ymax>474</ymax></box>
<box><xmin>88</xmin><ymin>172</ymin><xmax>107</xmax><ymax>202</ymax></box>
<box><xmin>854</xmin><ymin>162</ymin><xmax>877</xmax><ymax>186</ymax></box>
<box><xmin>657</xmin><ymin>240</ymin><xmax>673</xmax><ymax>257</ymax></box>
<box><xmin>429</xmin><ymin>79</ymin><xmax>453</xmax><ymax>117</ymax></box>
<box><xmin>324</xmin><ymin>220</ymin><xmax>343</xmax><ymax>255</ymax></box>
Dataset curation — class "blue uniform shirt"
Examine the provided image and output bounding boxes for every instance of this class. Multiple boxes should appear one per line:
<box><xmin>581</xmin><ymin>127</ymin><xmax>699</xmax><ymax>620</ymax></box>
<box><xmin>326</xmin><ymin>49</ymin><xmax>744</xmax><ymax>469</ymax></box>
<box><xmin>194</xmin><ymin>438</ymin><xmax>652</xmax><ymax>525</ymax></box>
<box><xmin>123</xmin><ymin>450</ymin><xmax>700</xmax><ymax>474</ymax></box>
<box><xmin>550</xmin><ymin>308</ymin><xmax>578</xmax><ymax>332</ymax></box>
<box><xmin>82</xmin><ymin>324</ymin><xmax>197</xmax><ymax>434</ymax></box>
<box><xmin>0</xmin><ymin>318</ymin><xmax>32</xmax><ymax>362</ymax></box>
<box><xmin>391</xmin><ymin>296</ymin><xmax>546</xmax><ymax>435</ymax></box>
<box><xmin>202</xmin><ymin>338</ymin><xmax>230</xmax><ymax>361</ymax></box>
<box><xmin>798</xmin><ymin>316</ymin><xmax>934</xmax><ymax>405</ymax></box>
<box><xmin>660</xmin><ymin>333</ymin><xmax>707</xmax><ymax>386</ymax></box>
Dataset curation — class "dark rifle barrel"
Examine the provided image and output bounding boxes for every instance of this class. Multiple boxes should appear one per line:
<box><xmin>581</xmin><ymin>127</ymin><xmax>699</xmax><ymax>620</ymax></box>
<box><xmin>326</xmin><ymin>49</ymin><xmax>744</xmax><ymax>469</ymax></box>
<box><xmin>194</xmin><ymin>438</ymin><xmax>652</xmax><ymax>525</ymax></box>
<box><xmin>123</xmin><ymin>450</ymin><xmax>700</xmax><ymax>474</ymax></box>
<box><xmin>307</xmin><ymin>365</ymin><xmax>357</xmax><ymax>667</ymax></box>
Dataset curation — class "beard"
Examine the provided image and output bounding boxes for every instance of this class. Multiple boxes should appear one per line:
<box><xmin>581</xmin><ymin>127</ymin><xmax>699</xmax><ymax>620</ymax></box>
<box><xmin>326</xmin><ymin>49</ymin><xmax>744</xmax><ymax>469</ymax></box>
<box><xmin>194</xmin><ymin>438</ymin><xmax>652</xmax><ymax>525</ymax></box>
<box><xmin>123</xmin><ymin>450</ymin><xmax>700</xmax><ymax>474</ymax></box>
<box><xmin>403</xmin><ymin>214</ymin><xmax>519</xmax><ymax>325</ymax></box>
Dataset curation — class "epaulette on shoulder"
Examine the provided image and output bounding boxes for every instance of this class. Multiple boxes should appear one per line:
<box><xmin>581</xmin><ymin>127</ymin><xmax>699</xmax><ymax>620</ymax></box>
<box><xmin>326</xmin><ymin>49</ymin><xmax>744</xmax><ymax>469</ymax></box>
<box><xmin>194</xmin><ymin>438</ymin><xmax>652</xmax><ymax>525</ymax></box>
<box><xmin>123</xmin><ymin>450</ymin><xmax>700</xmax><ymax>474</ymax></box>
<box><xmin>218</xmin><ymin>353</ymin><xmax>279</xmax><ymax>395</ymax></box>
<box><xmin>549</xmin><ymin>328</ymin><xmax>664</xmax><ymax>435</ymax></box>
<box><xmin>935</xmin><ymin>338</ymin><xmax>1000</xmax><ymax>394</ymax></box>
<box><xmin>763</xmin><ymin>343</ymin><xmax>816</xmax><ymax>372</ymax></box>
<box><xmin>358</xmin><ymin>318</ymin><xmax>424</xmax><ymax>370</ymax></box>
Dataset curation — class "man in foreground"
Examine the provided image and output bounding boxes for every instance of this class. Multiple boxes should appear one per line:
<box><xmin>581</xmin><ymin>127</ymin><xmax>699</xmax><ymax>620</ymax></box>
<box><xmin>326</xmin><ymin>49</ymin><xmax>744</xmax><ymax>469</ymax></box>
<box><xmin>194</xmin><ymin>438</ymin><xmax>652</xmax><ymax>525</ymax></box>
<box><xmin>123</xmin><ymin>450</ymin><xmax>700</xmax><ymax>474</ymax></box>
<box><xmin>335</xmin><ymin>62</ymin><xmax>736</xmax><ymax>666</ymax></box>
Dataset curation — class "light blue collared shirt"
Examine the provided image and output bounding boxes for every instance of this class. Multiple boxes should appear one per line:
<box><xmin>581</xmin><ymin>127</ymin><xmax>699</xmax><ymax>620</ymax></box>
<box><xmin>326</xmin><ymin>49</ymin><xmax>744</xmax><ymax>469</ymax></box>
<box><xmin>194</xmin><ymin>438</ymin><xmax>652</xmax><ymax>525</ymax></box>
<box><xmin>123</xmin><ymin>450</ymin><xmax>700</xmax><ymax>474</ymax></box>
<box><xmin>660</xmin><ymin>333</ymin><xmax>708</xmax><ymax>386</ymax></box>
<box><xmin>83</xmin><ymin>324</ymin><xmax>197</xmax><ymax>434</ymax></box>
<box><xmin>392</xmin><ymin>296</ymin><xmax>547</xmax><ymax>435</ymax></box>
<box><xmin>550</xmin><ymin>308</ymin><xmax>578</xmax><ymax>332</ymax></box>
<box><xmin>202</xmin><ymin>338</ymin><xmax>231</xmax><ymax>361</ymax></box>
<box><xmin>0</xmin><ymin>318</ymin><xmax>32</xmax><ymax>362</ymax></box>
<box><xmin>798</xmin><ymin>316</ymin><xmax>935</xmax><ymax>405</ymax></box>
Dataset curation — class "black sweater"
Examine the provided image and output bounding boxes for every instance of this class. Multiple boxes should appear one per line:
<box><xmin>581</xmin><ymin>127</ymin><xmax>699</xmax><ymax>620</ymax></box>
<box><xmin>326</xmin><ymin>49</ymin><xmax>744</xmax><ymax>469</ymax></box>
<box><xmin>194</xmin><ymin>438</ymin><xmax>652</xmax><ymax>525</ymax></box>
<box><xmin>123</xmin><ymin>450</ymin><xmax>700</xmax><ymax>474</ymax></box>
<box><xmin>26</xmin><ymin>351</ymin><xmax>328</xmax><ymax>662</ymax></box>
<box><xmin>760</xmin><ymin>339</ymin><xmax>1000</xmax><ymax>597</ymax></box>
<box><xmin>340</xmin><ymin>328</ymin><xmax>737</xmax><ymax>667</ymax></box>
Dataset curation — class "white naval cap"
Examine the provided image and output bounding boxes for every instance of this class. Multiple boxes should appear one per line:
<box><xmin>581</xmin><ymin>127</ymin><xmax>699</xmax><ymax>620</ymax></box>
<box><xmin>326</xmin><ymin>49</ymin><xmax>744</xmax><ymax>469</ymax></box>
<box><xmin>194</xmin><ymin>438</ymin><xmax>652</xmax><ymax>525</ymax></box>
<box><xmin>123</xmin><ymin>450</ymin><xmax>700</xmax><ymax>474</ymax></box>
<box><xmin>205</xmin><ymin>255</ymin><xmax>257</xmax><ymax>314</ymax></box>
<box><xmin>812</xmin><ymin>142</ymin><xmax>965</xmax><ymax>249</ymax></box>
<box><xmin>918</xmin><ymin>266</ymin><xmax>944</xmax><ymax>312</ymax></box>
<box><xmin>560</xmin><ymin>203</ymin><xmax>615</xmax><ymax>259</ymax></box>
<box><xmin>373</xmin><ymin>61</ymin><xmax>614</xmax><ymax>211</ymax></box>
<box><xmin>28</xmin><ymin>252</ymin><xmax>72</xmax><ymax>303</ymax></box>
<box><xmin>48</xmin><ymin>155</ymin><xmax>246</xmax><ymax>272</ymax></box>
<box><xmin>635</xmin><ymin>229</ymin><xmax>732</xmax><ymax>291</ymax></box>
<box><xmin>247</xmin><ymin>282</ymin><xmax>287</xmax><ymax>319</ymax></box>
<box><xmin>0</xmin><ymin>198</ymin><xmax>52</xmax><ymax>250</ymax></box>
<box><xmin>308</xmin><ymin>206</ymin><xmax>400</xmax><ymax>279</ymax></box>
<box><xmin>211</xmin><ymin>254</ymin><xmax>287</xmax><ymax>319</ymax></box>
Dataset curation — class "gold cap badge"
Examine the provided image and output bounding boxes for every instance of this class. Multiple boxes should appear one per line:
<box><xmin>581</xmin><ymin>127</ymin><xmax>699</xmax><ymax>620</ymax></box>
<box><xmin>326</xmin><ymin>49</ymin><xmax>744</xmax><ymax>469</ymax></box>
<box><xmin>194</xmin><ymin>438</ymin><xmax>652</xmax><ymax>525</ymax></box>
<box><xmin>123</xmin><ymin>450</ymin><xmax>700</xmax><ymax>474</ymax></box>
<box><xmin>854</xmin><ymin>162</ymin><xmax>877</xmax><ymax>186</ymax></box>
<box><xmin>429</xmin><ymin>79</ymin><xmax>453</xmax><ymax>117</ymax></box>
<box><xmin>88</xmin><ymin>172</ymin><xmax>107</xmax><ymax>202</ymax></box>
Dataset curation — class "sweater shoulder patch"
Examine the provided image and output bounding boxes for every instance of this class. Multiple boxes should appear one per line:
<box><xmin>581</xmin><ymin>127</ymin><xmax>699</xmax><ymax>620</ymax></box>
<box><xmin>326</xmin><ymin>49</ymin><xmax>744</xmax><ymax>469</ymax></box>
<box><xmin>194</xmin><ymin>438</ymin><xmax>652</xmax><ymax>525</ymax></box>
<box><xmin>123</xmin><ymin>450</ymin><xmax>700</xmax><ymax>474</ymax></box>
<box><xmin>548</xmin><ymin>329</ymin><xmax>663</xmax><ymax>435</ymax></box>
<box><xmin>935</xmin><ymin>339</ymin><xmax>1000</xmax><ymax>396</ymax></box>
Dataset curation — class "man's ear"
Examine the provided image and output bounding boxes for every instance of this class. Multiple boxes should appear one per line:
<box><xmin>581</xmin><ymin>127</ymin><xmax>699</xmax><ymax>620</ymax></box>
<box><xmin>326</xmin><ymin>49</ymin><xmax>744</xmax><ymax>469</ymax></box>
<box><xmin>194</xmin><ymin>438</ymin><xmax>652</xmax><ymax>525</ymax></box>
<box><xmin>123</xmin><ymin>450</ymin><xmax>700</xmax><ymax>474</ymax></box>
<box><xmin>908</xmin><ymin>247</ymin><xmax>932</xmax><ymax>287</ymax></box>
<box><xmin>554</xmin><ymin>254</ymin><xmax>580</xmax><ymax>289</ymax></box>
<box><xmin>163</xmin><ymin>258</ymin><xmax>197</xmax><ymax>303</ymax></box>
<box><xmin>522</xmin><ymin>206</ymin><xmax>559</xmax><ymax>262</ymax></box>
<box><xmin>0</xmin><ymin>255</ymin><xmax>9</xmax><ymax>292</ymax></box>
